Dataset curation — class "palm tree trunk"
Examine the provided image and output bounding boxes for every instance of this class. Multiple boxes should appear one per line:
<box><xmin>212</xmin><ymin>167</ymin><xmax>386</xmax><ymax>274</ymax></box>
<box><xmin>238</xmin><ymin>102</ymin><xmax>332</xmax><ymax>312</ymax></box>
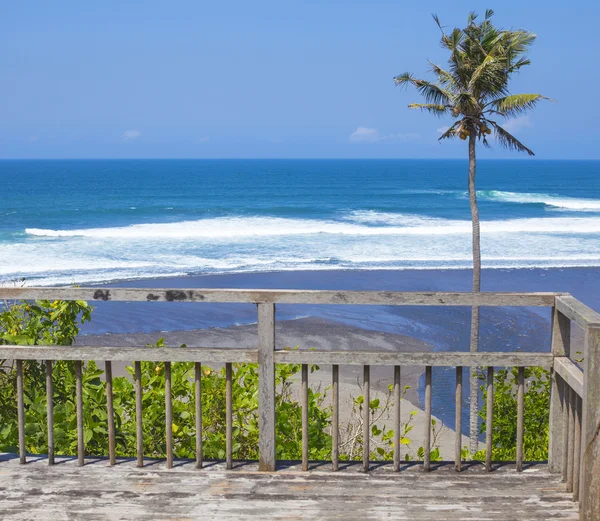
<box><xmin>468</xmin><ymin>132</ymin><xmax>481</xmax><ymax>456</ymax></box>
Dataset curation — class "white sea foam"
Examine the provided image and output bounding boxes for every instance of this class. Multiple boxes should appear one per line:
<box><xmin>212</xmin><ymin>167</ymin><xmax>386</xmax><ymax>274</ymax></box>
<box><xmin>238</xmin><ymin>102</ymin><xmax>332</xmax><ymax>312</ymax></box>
<box><xmin>24</xmin><ymin>214</ymin><xmax>600</xmax><ymax>239</ymax></box>
<box><xmin>477</xmin><ymin>190</ymin><xmax>600</xmax><ymax>211</ymax></box>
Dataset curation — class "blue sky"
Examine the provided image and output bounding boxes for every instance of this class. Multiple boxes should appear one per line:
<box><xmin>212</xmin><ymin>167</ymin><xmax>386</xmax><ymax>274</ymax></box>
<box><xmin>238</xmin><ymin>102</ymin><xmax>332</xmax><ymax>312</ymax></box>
<box><xmin>1</xmin><ymin>1</ymin><xmax>596</xmax><ymax>159</ymax></box>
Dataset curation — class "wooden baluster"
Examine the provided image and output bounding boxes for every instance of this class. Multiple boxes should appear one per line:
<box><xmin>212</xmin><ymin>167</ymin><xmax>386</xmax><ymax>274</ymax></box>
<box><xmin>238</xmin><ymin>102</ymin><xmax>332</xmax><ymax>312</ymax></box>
<box><xmin>566</xmin><ymin>385</ymin><xmax>576</xmax><ymax>493</ymax></box>
<box><xmin>424</xmin><ymin>366</ymin><xmax>432</xmax><ymax>472</ymax></box>
<box><xmin>562</xmin><ymin>385</ymin><xmax>570</xmax><ymax>482</ymax></box>
<box><xmin>393</xmin><ymin>365</ymin><xmax>401</xmax><ymax>472</ymax></box>
<box><xmin>455</xmin><ymin>366</ymin><xmax>462</xmax><ymax>472</ymax></box>
<box><xmin>105</xmin><ymin>361</ymin><xmax>116</xmax><ymax>465</ymax></box>
<box><xmin>16</xmin><ymin>360</ymin><xmax>25</xmax><ymax>464</ymax></box>
<box><xmin>135</xmin><ymin>361</ymin><xmax>143</xmax><ymax>467</ymax></box>
<box><xmin>45</xmin><ymin>360</ymin><xmax>54</xmax><ymax>465</ymax></box>
<box><xmin>226</xmin><ymin>362</ymin><xmax>233</xmax><ymax>470</ymax></box>
<box><xmin>257</xmin><ymin>303</ymin><xmax>276</xmax><ymax>471</ymax></box>
<box><xmin>301</xmin><ymin>364</ymin><xmax>309</xmax><ymax>471</ymax></box>
<box><xmin>566</xmin><ymin>386</ymin><xmax>575</xmax><ymax>492</ymax></box>
<box><xmin>516</xmin><ymin>366</ymin><xmax>525</xmax><ymax>472</ymax></box>
<box><xmin>195</xmin><ymin>362</ymin><xmax>203</xmax><ymax>469</ymax></box>
<box><xmin>332</xmin><ymin>364</ymin><xmax>339</xmax><ymax>472</ymax></box>
<box><xmin>75</xmin><ymin>360</ymin><xmax>84</xmax><ymax>466</ymax></box>
<box><xmin>363</xmin><ymin>364</ymin><xmax>370</xmax><ymax>472</ymax></box>
<box><xmin>486</xmin><ymin>366</ymin><xmax>493</xmax><ymax>472</ymax></box>
<box><xmin>573</xmin><ymin>395</ymin><xmax>581</xmax><ymax>502</ymax></box>
<box><xmin>549</xmin><ymin>305</ymin><xmax>570</xmax><ymax>473</ymax></box>
<box><xmin>165</xmin><ymin>362</ymin><xmax>173</xmax><ymax>469</ymax></box>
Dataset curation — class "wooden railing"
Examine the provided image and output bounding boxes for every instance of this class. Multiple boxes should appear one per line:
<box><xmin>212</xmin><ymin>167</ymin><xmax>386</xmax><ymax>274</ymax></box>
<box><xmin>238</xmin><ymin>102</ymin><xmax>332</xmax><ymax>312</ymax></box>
<box><xmin>1</xmin><ymin>288</ymin><xmax>599</xmax><ymax>521</ymax></box>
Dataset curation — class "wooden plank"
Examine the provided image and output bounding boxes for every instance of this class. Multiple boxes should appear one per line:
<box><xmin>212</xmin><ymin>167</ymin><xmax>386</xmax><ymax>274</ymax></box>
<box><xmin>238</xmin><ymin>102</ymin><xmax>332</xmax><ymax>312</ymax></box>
<box><xmin>195</xmin><ymin>362</ymin><xmax>202</xmax><ymax>470</ymax></box>
<box><xmin>165</xmin><ymin>362</ymin><xmax>173</xmax><ymax>469</ymax></box>
<box><xmin>580</xmin><ymin>325</ymin><xmax>600</xmax><ymax>520</ymax></box>
<box><xmin>554</xmin><ymin>357</ymin><xmax>584</xmax><ymax>398</ymax></box>
<box><xmin>549</xmin><ymin>305</ymin><xmax>571</xmax><ymax>475</ymax></box>
<box><xmin>562</xmin><ymin>386</ymin><xmax>570</xmax><ymax>482</ymax></box>
<box><xmin>486</xmin><ymin>367</ymin><xmax>493</xmax><ymax>472</ymax></box>
<box><xmin>0</xmin><ymin>345</ymin><xmax>257</xmax><ymax>363</ymax></box>
<box><xmin>134</xmin><ymin>361</ymin><xmax>143</xmax><ymax>468</ymax></box>
<box><xmin>274</xmin><ymin>350</ymin><xmax>553</xmax><ymax>368</ymax></box>
<box><xmin>45</xmin><ymin>360</ymin><xmax>54</xmax><ymax>466</ymax></box>
<box><xmin>573</xmin><ymin>395</ymin><xmax>581</xmax><ymax>503</ymax></box>
<box><xmin>302</xmin><ymin>364</ymin><xmax>309</xmax><ymax>471</ymax></box>
<box><xmin>75</xmin><ymin>360</ymin><xmax>84</xmax><ymax>466</ymax></box>
<box><xmin>332</xmin><ymin>364</ymin><xmax>339</xmax><ymax>472</ymax></box>
<box><xmin>0</xmin><ymin>286</ymin><xmax>560</xmax><ymax>306</ymax></box>
<box><xmin>362</xmin><ymin>365</ymin><xmax>370</xmax><ymax>473</ymax></box>
<box><xmin>556</xmin><ymin>295</ymin><xmax>600</xmax><ymax>329</ymax></box>
<box><xmin>105</xmin><ymin>361</ymin><xmax>116</xmax><ymax>465</ymax></box>
<box><xmin>393</xmin><ymin>365</ymin><xmax>401</xmax><ymax>472</ymax></box>
<box><xmin>226</xmin><ymin>362</ymin><xmax>233</xmax><ymax>470</ymax></box>
<box><xmin>424</xmin><ymin>366</ymin><xmax>432</xmax><ymax>472</ymax></box>
<box><xmin>257</xmin><ymin>303</ymin><xmax>276</xmax><ymax>472</ymax></box>
<box><xmin>455</xmin><ymin>366</ymin><xmax>462</xmax><ymax>472</ymax></box>
<box><xmin>16</xmin><ymin>360</ymin><xmax>25</xmax><ymax>465</ymax></box>
<box><xmin>516</xmin><ymin>366</ymin><xmax>524</xmax><ymax>473</ymax></box>
<box><xmin>566</xmin><ymin>387</ymin><xmax>575</xmax><ymax>493</ymax></box>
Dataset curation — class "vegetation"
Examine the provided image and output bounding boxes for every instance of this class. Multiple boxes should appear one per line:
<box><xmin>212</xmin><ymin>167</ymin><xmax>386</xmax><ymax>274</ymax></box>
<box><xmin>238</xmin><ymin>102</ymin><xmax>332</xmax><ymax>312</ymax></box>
<box><xmin>394</xmin><ymin>9</ymin><xmax>552</xmax><ymax>453</ymax></box>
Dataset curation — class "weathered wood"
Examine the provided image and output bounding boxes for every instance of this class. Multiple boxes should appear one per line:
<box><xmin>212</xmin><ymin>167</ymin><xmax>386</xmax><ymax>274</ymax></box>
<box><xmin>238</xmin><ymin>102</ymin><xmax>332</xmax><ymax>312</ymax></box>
<box><xmin>363</xmin><ymin>365</ymin><xmax>370</xmax><ymax>473</ymax></box>
<box><xmin>332</xmin><ymin>364</ymin><xmax>339</xmax><ymax>472</ymax></box>
<box><xmin>393</xmin><ymin>365</ymin><xmax>401</xmax><ymax>472</ymax></box>
<box><xmin>0</xmin><ymin>458</ymin><xmax>580</xmax><ymax>521</ymax></box>
<box><xmin>45</xmin><ymin>360</ymin><xmax>54</xmax><ymax>465</ymax></box>
<box><xmin>554</xmin><ymin>357</ymin><xmax>584</xmax><ymax>398</ymax></box>
<box><xmin>75</xmin><ymin>360</ymin><xmax>84</xmax><ymax>467</ymax></box>
<box><xmin>580</xmin><ymin>325</ymin><xmax>600</xmax><ymax>520</ymax></box>
<box><xmin>556</xmin><ymin>295</ymin><xmax>600</xmax><ymax>329</ymax></box>
<box><xmin>257</xmin><ymin>303</ymin><xmax>276</xmax><ymax>472</ymax></box>
<box><xmin>0</xmin><ymin>286</ymin><xmax>560</xmax><ymax>306</ymax></box>
<box><xmin>424</xmin><ymin>366</ymin><xmax>432</xmax><ymax>472</ymax></box>
<box><xmin>165</xmin><ymin>362</ymin><xmax>173</xmax><ymax>469</ymax></box>
<box><xmin>273</xmin><ymin>351</ymin><xmax>553</xmax><ymax>367</ymax></box>
<box><xmin>455</xmin><ymin>366</ymin><xmax>462</xmax><ymax>472</ymax></box>
<box><xmin>105</xmin><ymin>361</ymin><xmax>116</xmax><ymax>465</ymax></box>
<box><xmin>302</xmin><ymin>363</ymin><xmax>309</xmax><ymax>471</ymax></box>
<box><xmin>226</xmin><ymin>362</ymin><xmax>233</xmax><ymax>470</ymax></box>
<box><xmin>516</xmin><ymin>366</ymin><xmax>524</xmax><ymax>473</ymax></box>
<box><xmin>549</xmin><ymin>306</ymin><xmax>571</xmax><ymax>473</ymax></box>
<box><xmin>16</xmin><ymin>360</ymin><xmax>25</xmax><ymax>464</ymax></box>
<box><xmin>566</xmin><ymin>386</ymin><xmax>575</xmax><ymax>493</ymax></box>
<box><xmin>573</xmin><ymin>395</ymin><xmax>581</xmax><ymax>503</ymax></box>
<box><xmin>562</xmin><ymin>385</ymin><xmax>570</xmax><ymax>482</ymax></box>
<box><xmin>134</xmin><ymin>361</ymin><xmax>143</xmax><ymax>468</ymax></box>
<box><xmin>485</xmin><ymin>367</ymin><xmax>494</xmax><ymax>472</ymax></box>
<box><xmin>0</xmin><ymin>345</ymin><xmax>257</xmax><ymax>363</ymax></box>
<box><xmin>195</xmin><ymin>362</ymin><xmax>203</xmax><ymax>469</ymax></box>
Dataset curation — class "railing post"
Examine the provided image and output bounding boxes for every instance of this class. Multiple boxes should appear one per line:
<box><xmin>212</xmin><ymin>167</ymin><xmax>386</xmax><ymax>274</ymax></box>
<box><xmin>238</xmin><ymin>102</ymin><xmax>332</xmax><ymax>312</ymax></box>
<box><xmin>257</xmin><ymin>302</ymin><xmax>276</xmax><ymax>471</ymax></box>
<box><xmin>549</xmin><ymin>303</ymin><xmax>570</xmax><ymax>473</ymax></box>
<box><xmin>580</xmin><ymin>325</ymin><xmax>600</xmax><ymax>520</ymax></box>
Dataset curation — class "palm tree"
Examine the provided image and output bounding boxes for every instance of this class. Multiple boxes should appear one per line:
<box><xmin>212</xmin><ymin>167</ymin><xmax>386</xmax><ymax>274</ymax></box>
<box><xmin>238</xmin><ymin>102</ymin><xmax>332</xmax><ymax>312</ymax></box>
<box><xmin>394</xmin><ymin>10</ymin><xmax>551</xmax><ymax>454</ymax></box>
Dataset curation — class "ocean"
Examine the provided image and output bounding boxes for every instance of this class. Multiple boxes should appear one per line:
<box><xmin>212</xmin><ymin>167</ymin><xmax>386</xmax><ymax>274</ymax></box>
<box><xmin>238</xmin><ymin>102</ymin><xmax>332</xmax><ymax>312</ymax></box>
<box><xmin>1</xmin><ymin>158</ymin><xmax>600</xmax><ymax>286</ymax></box>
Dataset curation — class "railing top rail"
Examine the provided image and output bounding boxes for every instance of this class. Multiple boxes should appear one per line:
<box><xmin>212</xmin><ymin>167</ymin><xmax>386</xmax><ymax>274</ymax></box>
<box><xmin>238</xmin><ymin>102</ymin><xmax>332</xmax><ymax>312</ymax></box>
<box><xmin>555</xmin><ymin>295</ymin><xmax>600</xmax><ymax>328</ymax></box>
<box><xmin>0</xmin><ymin>287</ymin><xmax>564</xmax><ymax>306</ymax></box>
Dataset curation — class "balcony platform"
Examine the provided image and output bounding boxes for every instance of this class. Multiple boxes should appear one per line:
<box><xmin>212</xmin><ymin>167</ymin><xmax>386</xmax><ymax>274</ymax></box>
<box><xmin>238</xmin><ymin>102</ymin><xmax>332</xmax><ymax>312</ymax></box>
<box><xmin>0</xmin><ymin>454</ymin><xmax>578</xmax><ymax>520</ymax></box>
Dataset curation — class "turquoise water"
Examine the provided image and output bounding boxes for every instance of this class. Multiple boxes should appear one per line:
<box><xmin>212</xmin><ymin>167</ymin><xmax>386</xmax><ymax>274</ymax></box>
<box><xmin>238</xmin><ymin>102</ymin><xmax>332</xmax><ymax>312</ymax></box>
<box><xmin>1</xmin><ymin>159</ymin><xmax>599</xmax><ymax>285</ymax></box>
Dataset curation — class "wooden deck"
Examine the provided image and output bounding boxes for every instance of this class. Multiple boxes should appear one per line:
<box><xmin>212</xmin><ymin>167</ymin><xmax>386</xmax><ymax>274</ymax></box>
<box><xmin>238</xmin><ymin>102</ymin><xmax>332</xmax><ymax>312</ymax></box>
<box><xmin>0</xmin><ymin>455</ymin><xmax>579</xmax><ymax>520</ymax></box>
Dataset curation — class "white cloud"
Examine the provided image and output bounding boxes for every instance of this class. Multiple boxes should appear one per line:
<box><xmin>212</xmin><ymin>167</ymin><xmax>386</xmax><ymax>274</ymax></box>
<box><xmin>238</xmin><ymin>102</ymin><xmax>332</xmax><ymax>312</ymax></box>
<box><xmin>349</xmin><ymin>127</ymin><xmax>419</xmax><ymax>143</ymax></box>
<box><xmin>503</xmin><ymin>116</ymin><xmax>532</xmax><ymax>134</ymax></box>
<box><xmin>198</xmin><ymin>136</ymin><xmax>210</xmax><ymax>143</ymax></box>
<box><xmin>121</xmin><ymin>129</ymin><xmax>141</xmax><ymax>141</ymax></box>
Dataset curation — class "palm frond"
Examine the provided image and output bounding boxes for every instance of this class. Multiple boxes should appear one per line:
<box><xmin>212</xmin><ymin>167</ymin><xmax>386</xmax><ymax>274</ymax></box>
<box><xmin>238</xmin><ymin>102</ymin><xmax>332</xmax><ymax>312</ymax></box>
<box><xmin>393</xmin><ymin>73</ymin><xmax>452</xmax><ymax>104</ymax></box>
<box><xmin>438</xmin><ymin>122</ymin><xmax>460</xmax><ymax>142</ymax></box>
<box><xmin>408</xmin><ymin>103</ymin><xmax>450</xmax><ymax>117</ymax></box>
<box><xmin>486</xmin><ymin>94</ymin><xmax>553</xmax><ymax>117</ymax></box>
<box><xmin>487</xmin><ymin>119</ymin><xmax>535</xmax><ymax>156</ymax></box>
